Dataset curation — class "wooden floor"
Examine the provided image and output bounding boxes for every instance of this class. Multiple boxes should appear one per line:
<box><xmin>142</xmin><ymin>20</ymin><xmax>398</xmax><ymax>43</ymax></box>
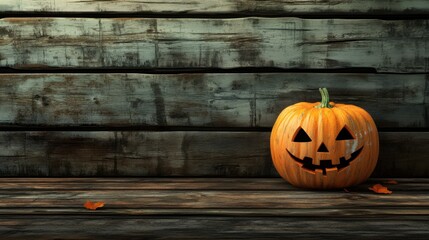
<box><xmin>0</xmin><ymin>178</ymin><xmax>427</xmax><ymax>239</ymax></box>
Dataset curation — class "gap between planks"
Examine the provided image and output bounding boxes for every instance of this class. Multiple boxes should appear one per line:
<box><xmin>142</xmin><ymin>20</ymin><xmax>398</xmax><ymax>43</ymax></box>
<box><xmin>1</xmin><ymin>0</ymin><xmax>429</xmax><ymax>16</ymax></box>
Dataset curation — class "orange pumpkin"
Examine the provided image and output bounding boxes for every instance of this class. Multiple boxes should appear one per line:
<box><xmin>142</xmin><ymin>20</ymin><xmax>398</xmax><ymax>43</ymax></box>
<box><xmin>270</xmin><ymin>88</ymin><xmax>379</xmax><ymax>189</ymax></box>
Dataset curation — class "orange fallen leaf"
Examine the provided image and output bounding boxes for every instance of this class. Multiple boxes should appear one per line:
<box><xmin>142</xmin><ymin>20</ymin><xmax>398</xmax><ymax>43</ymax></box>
<box><xmin>368</xmin><ymin>184</ymin><xmax>392</xmax><ymax>194</ymax></box>
<box><xmin>84</xmin><ymin>200</ymin><xmax>105</xmax><ymax>210</ymax></box>
<box><xmin>384</xmin><ymin>180</ymin><xmax>398</xmax><ymax>184</ymax></box>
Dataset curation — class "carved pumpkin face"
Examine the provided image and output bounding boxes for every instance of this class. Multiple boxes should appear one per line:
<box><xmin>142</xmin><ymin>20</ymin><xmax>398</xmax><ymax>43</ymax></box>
<box><xmin>270</xmin><ymin>88</ymin><xmax>379</xmax><ymax>189</ymax></box>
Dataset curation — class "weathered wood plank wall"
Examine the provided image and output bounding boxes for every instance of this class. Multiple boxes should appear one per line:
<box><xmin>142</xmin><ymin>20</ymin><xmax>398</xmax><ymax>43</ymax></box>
<box><xmin>0</xmin><ymin>18</ymin><xmax>428</xmax><ymax>72</ymax></box>
<box><xmin>0</xmin><ymin>74</ymin><xmax>426</xmax><ymax>128</ymax></box>
<box><xmin>0</xmin><ymin>131</ymin><xmax>428</xmax><ymax>177</ymax></box>
<box><xmin>0</xmin><ymin>1</ymin><xmax>428</xmax><ymax>177</ymax></box>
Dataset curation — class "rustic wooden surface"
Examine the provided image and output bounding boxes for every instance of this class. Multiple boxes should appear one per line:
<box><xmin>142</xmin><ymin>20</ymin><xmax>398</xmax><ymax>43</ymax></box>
<box><xmin>1</xmin><ymin>0</ymin><xmax>428</xmax><ymax>15</ymax></box>
<box><xmin>0</xmin><ymin>73</ymin><xmax>427</xmax><ymax>128</ymax></box>
<box><xmin>0</xmin><ymin>178</ymin><xmax>427</xmax><ymax>239</ymax></box>
<box><xmin>2</xmin><ymin>216</ymin><xmax>428</xmax><ymax>240</ymax></box>
<box><xmin>0</xmin><ymin>1</ymin><xmax>428</xmax><ymax>239</ymax></box>
<box><xmin>0</xmin><ymin>131</ymin><xmax>428</xmax><ymax>177</ymax></box>
<box><xmin>1</xmin><ymin>18</ymin><xmax>428</xmax><ymax>72</ymax></box>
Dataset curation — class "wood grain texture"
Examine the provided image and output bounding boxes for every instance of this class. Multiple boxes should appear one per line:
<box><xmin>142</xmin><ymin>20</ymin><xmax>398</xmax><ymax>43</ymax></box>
<box><xmin>0</xmin><ymin>183</ymin><xmax>428</xmax><ymax>209</ymax></box>
<box><xmin>1</xmin><ymin>216</ymin><xmax>428</xmax><ymax>240</ymax></box>
<box><xmin>1</xmin><ymin>0</ymin><xmax>428</xmax><ymax>15</ymax></box>
<box><xmin>1</xmin><ymin>131</ymin><xmax>428</xmax><ymax>177</ymax></box>
<box><xmin>0</xmin><ymin>131</ymin><xmax>275</xmax><ymax>177</ymax></box>
<box><xmin>0</xmin><ymin>73</ymin><xmax>427</xmax><ymax>128</ymax></box>
<box><xmin>0</xmin><ymin>178</ymin><xmax>428</xmax><ymax>239</ymax></box>
<box><xmin>1</xmin><ymin>18</ymin><xmax>428</xmax><ymax>72</ymax></box>
<box><xmin>4</xmin><ymin>189</ymin><xmax>429</xmax><ymax>209</ymax></box>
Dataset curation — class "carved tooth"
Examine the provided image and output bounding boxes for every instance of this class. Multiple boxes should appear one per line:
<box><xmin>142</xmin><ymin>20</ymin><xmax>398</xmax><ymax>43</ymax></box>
<box><xmin>303</xmin><ymin>168</ymin><xmax>316</xmax><ymax>175</ymax></box>
<box><xmin>344</xmin><ymin>153</ymin><xmax>352</xmax><ymax>161</ymax></box>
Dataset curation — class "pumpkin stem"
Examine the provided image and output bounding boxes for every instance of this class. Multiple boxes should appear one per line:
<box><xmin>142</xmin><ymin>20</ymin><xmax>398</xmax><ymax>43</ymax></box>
<box><xmin>317</xmin><ymin>88</ymin><xmax>333</xmax><ymax>108</ymax></box>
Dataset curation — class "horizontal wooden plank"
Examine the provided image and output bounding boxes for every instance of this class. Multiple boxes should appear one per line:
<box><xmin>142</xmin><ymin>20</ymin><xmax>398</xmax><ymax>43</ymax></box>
<box><xmin>1</xmin><ymin>191</ymin><xmax>429</xmax><ymax>210</ymax></box>
<box><xmin>0</xmin><ymin>131</ymin><xmax>428</xmax><ymax>177</ymax></box>
<box><xmin>1</xmin><ymin>216</ymin><xmax>428</xmax><ymax>239</ymax></box>
<box><xmin>1</xmin><ymin>18</ymin><xmax>428</xmax><ymax>72</ymax></box>
<box><xmin>0</xmin><ymin>178</ymin><xmax>427</xmax><ymax>213</ymax></box>
<box><xmin>0</xmin><ymin>73</ymin><xmax>427</xmax><ymax>128</ymax></box>
<box><xmin>1</xmin><ymin>0</ymin><xmax>428</xmax><ymax>15</ymax></box>
<box><xmin>3</xmin><ymin>190</ymin><xmax>429</xmax><ymax>209</ymax></box>
<box><xmin>0</xmin><ymin>131</ymin><xmax>276</xmax><ymax>177</ymax></box>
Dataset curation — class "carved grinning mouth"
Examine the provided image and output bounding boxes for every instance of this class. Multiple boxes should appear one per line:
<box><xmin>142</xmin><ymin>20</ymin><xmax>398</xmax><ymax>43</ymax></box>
<box><xmin>287</xmin><ymin>147</ymin><xmax>364</xmax><ymax>175</ymax></box>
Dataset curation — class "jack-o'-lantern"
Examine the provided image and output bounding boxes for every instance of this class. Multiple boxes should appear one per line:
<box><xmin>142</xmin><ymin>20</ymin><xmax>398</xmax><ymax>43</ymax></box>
<box><xmin>270</xmin><ymin>88</ymin><xmax>379</xmax><ymax>189</ymax></box>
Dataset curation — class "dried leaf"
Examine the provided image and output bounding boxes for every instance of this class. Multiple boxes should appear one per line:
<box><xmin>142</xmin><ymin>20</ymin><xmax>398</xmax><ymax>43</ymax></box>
<box><xmin>368</xmin><ymin>184</ymin><xmax>392</xmax><ymax>194</ymax></box>
<box><xmin>84</xmin><ymin>200</ymin><xmax>105</xmax><ymax>210</ymax></box>
<box><xmin>384</xmin><ymin>180</ymin><xmax>398</xmax><ymax>185</ymax></box>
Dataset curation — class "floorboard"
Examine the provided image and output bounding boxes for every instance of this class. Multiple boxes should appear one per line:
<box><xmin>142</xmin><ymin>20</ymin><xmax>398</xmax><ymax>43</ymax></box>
<box><xmin>0</xmin><ymin>178</ymin><xmax>427</xmax><ymax>239</ymax></box>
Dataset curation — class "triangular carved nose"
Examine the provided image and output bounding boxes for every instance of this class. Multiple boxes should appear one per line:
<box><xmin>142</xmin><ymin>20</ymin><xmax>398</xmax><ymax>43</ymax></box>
<box><xmin>317</xmin><ymin>143</ymin><xmax>329</xmax><ymax>152</ymax></box>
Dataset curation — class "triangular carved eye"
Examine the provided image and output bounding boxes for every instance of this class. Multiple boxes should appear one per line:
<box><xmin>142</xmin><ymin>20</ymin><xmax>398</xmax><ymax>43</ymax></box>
<box><xmin>293</xmin><ymin>128</ymin><xmax>312</xmax><ymax>142</ymax></box>
<box><xmin>336</xmin><ymin>126</ymin><xmax>355</xmax><ymax>140</ymax></box>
